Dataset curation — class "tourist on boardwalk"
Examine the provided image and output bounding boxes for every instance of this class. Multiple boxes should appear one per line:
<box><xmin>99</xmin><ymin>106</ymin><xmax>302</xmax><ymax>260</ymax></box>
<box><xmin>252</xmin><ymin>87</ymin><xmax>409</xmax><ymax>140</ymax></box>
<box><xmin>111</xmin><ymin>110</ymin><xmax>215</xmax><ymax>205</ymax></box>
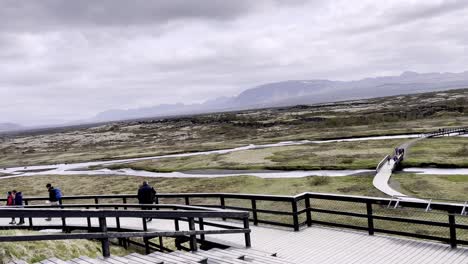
<box><xmin>6</xmin><ymin>191</ymin><xmax>16</xmax><ymax>224</ymax></box>
<box><xmin>45</xmin><ymin>183</ymin><xmax>62</xmax><ymax>221</ymax></box>
<box><xmin>12</xmin><ymin>190</ymin><xmax>25</xmax><ymax>225</ymax></box>
<box><xmin>138</xmin><ymin>181</ymin><xmax>157</xmax><ymax>222</ymax></box>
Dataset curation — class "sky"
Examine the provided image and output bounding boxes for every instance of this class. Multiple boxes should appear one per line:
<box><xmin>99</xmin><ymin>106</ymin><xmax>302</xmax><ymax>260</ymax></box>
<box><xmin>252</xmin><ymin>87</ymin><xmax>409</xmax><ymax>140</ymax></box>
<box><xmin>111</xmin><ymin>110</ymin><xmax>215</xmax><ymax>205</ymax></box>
<box><xmin>1</xmin><ymin>0</ymin><xmax>468</xmax><ymax>125</ymax></box>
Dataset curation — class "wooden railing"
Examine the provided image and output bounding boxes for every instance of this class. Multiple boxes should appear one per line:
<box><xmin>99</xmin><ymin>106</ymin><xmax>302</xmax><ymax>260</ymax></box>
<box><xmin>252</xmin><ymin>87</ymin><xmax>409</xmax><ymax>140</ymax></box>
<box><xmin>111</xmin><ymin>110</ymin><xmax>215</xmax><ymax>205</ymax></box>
<box><xmin>376</xmin><ymin>155</ymin><xmax>390</xmax><ymax>172</ymax></box>
<box><xmin>2</xmin><ymin>192</ymin><xmax>468</xmax><ymax>249</ymax></box>
<box><xmin>0</xmin><ymin>203</ymin><xmax>251</xmax><ymax>257</ymax></box>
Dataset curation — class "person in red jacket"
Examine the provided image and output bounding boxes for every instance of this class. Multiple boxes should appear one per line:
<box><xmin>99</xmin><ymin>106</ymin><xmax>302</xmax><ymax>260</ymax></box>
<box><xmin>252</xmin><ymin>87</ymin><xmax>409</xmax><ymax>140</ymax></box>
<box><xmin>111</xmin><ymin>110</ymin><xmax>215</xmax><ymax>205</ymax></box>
<box><xmin>6</xmin><ymin>191</ymin><xmax>16</xmax><ymax>224</ymax></box>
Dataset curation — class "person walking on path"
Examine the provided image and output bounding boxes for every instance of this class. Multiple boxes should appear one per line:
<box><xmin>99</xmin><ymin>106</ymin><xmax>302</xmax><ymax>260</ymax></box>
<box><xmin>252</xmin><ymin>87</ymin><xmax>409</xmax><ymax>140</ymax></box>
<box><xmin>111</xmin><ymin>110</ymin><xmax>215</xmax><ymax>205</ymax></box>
<box><xmin>6</xmin><ymin>191</ymin><xmax>16</xmax><ymax>224</ymax></box>
<box><xmin>387</xmin><ymin>156</ymin><xmax>391</xmax><ymax>164</ymax></box>
<box><xmin>12</xmin><ymin>190</ymin><xmax>25</xmax><ymax>225</ymax></box>
<box><xmin>45</xmin><ymin>183</ymin><xmax>62</xmax><ymax>221</ymax></box>
<box><xmin>138</xmin><ymin>181</ymin><xmax>157</xmax><ymax>222</ymax></box>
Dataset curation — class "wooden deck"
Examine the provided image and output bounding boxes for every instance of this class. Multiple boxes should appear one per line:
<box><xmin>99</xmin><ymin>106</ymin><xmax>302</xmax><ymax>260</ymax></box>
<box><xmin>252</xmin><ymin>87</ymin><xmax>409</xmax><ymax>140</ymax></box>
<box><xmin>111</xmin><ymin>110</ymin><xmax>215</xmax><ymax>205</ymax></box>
<box><xmin>1</xmin><ymin>217</ymin><xmax>467</xmax><ymax>264</ymax></box>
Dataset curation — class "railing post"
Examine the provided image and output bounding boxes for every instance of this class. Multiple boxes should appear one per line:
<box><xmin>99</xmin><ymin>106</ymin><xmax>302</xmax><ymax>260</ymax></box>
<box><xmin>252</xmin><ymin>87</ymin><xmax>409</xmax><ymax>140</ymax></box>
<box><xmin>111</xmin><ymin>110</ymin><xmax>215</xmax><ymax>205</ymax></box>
<box><xmin>155</xmin><ymin>195</ymin><xmax>159</xmax><ymax>210</ymax></box>
<box><xmin>220</xmin><ymin>196</ymin><xmax>226</xmax><ymax>221</ymax></box>
<box><xmin>86</xmin><ymin>206</ymin><xmax>91</xmax><ymax>231</ymax></box>
<box><xmin>449</xmin><ymin>211</ymin><xmax>457</xmax><ymax>248</ymax></box>
<box><xmin>94</xmin><ymin>198</ymin><xmax>99</xmax><ymax>209</ymax></box>
<box><xmin>188</xmin><ymin>217</ymin><xmax>198</xmax><ymax>251</ymax></box>
<box><xmin>142</xmin><ymin>212</ymin><xmax>150</xmax><ymax>254</ymax></box>
<box><xmin>199</xmin><ymin>217</ymin><xmax>205</xmax><ymax>241</ymax></box>
<box><xmin>25</xmin><ymin>200</ymin><xmax>33</xmax><ymax>228</ymax></box>
<box><xmin>243</xmin><ymin>216</ymin><xmax>251</xmax><ymax>248</ymax></box>
<box><xmin>185</xmin><ymin>196</ymin><xmax>190</xmax><ymax>206</ymax></box>
<box><xmin>292</xmin><ymin>200</ymin><xmax>299</xmax><ymax>231</ymax></box>
<box><xmin>114</xmin><ymin>206</ymin><xmax>121</xmax><ymax>245</ymax></box>
<box><xmin>366</xmin><ymin>201</ymin><xmax>374</xmax><ymax>236</ymax></box>
<box><xmin>305</xmin><ymin>196</ymin><xmax>312</xmax><ymax>227</ymax></box>
<box><xmin>60</xmin><ymin>202</ymin><xmax>67</xmax><ymax>233</ymax></box>
<box><xmin>122</xmin><ymin>197</ymin><xmax>127</xmax><ymax>210</ymax></box>
<box><xmin>98</xmin><ymin>217</ymin><xmax>110</xmax><ymax>258</ymax></box>
<box><xmin>174</xmin><ymin>208</ymin><xmax>180</xmax><ymax>231</ymax></box>
<box><xmin>159</xmin><ymin>236</ymin><xmax>164</xmax><ymax>251</ymax></box>
<box><xmin>251</xmin><ymin>199</ymin><xmax>258</xmax><ymax>226</ymax></box>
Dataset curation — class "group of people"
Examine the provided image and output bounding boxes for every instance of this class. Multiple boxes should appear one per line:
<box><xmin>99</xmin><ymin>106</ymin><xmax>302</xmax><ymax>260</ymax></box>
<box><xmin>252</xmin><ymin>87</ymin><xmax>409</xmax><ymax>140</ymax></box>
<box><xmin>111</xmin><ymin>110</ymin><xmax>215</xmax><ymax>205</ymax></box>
<box><xmin>387</xmin><ymin>148</ymin><xmax>406</xmax><ymax>164</ymax></box>
<box><xmin>5</xmin><ymin>181</ymin><xmax>155</xmax><ymax>223</ymax></box>
<box><xmin>5</xmin><ymin>190</ymin><xmax>24</xmax><ymax>225</ymax></box>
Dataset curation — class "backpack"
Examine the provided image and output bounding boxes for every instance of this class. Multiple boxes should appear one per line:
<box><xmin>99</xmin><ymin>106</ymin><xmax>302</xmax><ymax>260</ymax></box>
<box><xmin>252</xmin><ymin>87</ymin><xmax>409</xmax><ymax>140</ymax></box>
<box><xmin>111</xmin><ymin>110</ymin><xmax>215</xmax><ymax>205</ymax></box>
<box><xmin>54</xmin><ymin>188</ymin><xmax>62</xmax><ymax>200</ymax></box>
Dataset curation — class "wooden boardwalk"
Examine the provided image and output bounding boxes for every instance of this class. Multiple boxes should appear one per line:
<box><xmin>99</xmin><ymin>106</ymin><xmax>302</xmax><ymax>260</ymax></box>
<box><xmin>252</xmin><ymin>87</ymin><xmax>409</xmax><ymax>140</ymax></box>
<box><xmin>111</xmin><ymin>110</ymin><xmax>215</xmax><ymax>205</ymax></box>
<box><xmin>1</xmin><ymin>217</ymin><xmax>467</xmax><ymax>264</ymax></box>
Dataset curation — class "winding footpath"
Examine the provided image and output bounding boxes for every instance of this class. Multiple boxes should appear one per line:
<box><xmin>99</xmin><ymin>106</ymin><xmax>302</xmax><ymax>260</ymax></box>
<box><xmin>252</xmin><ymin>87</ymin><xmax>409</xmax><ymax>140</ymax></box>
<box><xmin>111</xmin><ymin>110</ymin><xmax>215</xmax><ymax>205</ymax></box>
<box><xmin>372</xmin><ymin>128</ymin><xmax>467</xmax><ymax>201</ymax></box>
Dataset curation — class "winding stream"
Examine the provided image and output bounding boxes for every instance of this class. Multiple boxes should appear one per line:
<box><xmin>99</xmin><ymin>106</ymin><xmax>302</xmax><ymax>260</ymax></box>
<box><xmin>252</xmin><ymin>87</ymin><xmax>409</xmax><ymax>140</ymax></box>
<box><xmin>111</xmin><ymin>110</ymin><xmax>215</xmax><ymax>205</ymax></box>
<box><xmin>2</xmin><ymin>133</ymin><xmax>423</xmax><ymax>179</ymax></box>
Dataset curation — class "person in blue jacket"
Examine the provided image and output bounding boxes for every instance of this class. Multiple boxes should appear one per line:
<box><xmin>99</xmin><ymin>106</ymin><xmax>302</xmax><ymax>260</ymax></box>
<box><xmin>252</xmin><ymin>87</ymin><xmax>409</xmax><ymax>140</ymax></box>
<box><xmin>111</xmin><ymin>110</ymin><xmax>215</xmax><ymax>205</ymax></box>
<box><xmin>12</xmin><ymin>190</ymin><xmax>25</xmax><ymax>225</ymax></box>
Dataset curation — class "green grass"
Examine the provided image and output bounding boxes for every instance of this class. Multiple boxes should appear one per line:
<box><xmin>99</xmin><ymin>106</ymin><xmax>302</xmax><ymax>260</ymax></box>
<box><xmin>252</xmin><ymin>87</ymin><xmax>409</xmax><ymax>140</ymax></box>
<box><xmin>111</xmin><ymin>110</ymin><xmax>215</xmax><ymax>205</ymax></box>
<box><xmin>0</xmin><ymin>230</ymin><xmax>130</xmax><ymax>263</ymax></box>
<box><xmin>392</xmin><ymin>173</ymin><xmax>468</xmax><ymax>201</ymax></box>
<box><xmin>104</xmin><ymin>139</ymin><xmax>407</xmax><ymax>172</ymax></box>
<box><xmin>404</xmin><ymin>137</ymin><xmax>468</xmax><ymax>168</ymax></box>
<box><xmin>0</xmin><ymin>174</ymin><xmax>382</xmax><ymax>201</ymax></box>
<box><xmin>1</xmin><ymin>88</ymin><xmax>467</xmax><ymax>168</ymax></box>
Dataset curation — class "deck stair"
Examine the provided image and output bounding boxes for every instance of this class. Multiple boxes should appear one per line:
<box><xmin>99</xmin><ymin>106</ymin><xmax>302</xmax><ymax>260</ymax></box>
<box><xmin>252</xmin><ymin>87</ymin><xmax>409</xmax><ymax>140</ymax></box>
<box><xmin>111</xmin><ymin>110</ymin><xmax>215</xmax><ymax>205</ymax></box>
<box><xmin>24</xmin><ymin>248</ymin><xmax>295</xmax><ymax>264</ymax></box>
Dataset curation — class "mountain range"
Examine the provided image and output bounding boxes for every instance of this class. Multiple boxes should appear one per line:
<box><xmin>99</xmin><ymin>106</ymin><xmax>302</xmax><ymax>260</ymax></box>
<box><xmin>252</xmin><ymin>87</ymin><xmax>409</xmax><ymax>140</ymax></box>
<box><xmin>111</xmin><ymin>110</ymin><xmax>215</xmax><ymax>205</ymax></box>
<box><xmin>93</xmin><ymin>71</ymin><xmax>468</xmax><ymax>122</ymax></box>
<box><xmin>0</xmin><ymin>123</ymin><xmax>23</xmax><ymax>132</ymax></box>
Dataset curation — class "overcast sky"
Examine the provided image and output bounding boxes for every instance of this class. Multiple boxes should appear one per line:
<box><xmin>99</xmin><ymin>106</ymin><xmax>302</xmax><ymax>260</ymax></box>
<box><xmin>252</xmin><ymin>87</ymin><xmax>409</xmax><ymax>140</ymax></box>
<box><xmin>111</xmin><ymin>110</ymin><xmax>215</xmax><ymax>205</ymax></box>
<box><xmin>1</xmin><ymin>0</ymin><xmax>468</xmax><ymax>125</ymax></box>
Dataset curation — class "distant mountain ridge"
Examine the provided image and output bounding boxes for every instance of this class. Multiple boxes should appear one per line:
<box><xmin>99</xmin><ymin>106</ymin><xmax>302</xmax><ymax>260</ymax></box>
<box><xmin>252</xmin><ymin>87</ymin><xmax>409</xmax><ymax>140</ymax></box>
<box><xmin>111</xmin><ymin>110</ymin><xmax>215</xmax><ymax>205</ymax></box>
<box><xmin>93</xmin><ymin>71</ymin><xmax>468</xmax><ymax>122</ymax></box>
<box><xmin>0</xmin><ymin>123</ymin><xmax>23</xmax><ymax>132</ymax></box>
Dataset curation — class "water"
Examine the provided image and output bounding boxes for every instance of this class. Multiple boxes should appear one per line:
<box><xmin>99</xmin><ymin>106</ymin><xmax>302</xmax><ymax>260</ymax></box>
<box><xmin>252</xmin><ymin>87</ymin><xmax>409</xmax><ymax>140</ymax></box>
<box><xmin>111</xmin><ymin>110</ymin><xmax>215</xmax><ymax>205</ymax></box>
<box><xmin>0</xmin><ymin>133</ymin><xmax>422</xmax><ymax>179</ymax></box>
<box><xmin>403</xmin><ymin>168</ymin><xmax>468</xmax><ymax>175</ymax></box>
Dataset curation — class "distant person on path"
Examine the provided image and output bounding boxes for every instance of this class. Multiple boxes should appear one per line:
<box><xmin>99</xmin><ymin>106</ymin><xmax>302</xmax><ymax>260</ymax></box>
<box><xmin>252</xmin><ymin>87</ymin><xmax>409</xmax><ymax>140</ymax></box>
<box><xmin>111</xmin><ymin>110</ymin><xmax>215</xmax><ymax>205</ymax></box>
<box><xmin>45</xmin><ymin>183</ymin><xmax>62</xmax><ymax>221</ymax></box>
<box><xmin>138</xmin><ymin>181</ymin><xmax>157</xmax><ymax>222</ymax></box>
<box><xmin>6</xmin><ymin>191</ymin><xmax>16</xmax><ymax>224</ymax></box>
<box><xmin>387</xmin><ymin>156</ymin><xmax>391</xmax><ymax>164</ymax></box>
<box><xmin>12</xmin><ymin>190</ymin><xmax>25</xmax><ymax>225</ymax></box>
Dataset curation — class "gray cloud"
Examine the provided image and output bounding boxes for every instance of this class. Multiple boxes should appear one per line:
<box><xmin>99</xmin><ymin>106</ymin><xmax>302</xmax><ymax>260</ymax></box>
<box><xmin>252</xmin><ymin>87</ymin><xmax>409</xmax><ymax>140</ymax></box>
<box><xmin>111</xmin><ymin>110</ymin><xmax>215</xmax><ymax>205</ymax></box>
<box><xmin>0</xmin><ymin>0</ymin><xmax>309</xmax><ymax>32</ymax></box>
<box><xmin>0</xmin><ymin>0</ymin><xmax>467</xmax><ymax>125</ymax></box>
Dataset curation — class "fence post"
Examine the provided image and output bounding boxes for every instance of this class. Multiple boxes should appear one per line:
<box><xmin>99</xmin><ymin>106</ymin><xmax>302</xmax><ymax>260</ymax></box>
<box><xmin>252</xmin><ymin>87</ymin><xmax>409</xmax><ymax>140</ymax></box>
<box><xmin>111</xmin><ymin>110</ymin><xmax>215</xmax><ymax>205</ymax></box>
<box><xmin>86</xmin><ymin>207</ymin><xmax>92</xmax><ymax>231</ymax></box>
<box><xmin>243</xmin><ymin>216</ymin><xmax>251</xmax><ymax>248</ymax></box>
<box><xmin>188</xmin><ymin>217</ymin><xmax>198</xmax><ymax>251</ymax></box>
<box><xmin>292</xmin><ymin>200</ymin><xmax>299</xmax><ymax>231</ymax></box>
<box><xmin>98</xmin><ymin>217</ymin><xmax>110</xmax><ymax>258</ymax></box>
<box><xmin>185</xmin><ymin>197</ymin><xmax>190</xmax><ymax>206</ymax></box>
<box><xmin>155</xmin><ymin>195</ymin><xmax>159</xmax><ymax>210</ymax></box>
<box><xmin>174</xmin><ymin>208</ymin><xmax>180</xmax><ymax>231</ymax></box>
<box><xmin>94</xmin><ymin>198</ymin><xmax>99</xmax><ymax>209</ymax></box>
<box><xmin>122</xmin><ymin>197</ymin><xmax>127</xmax><ymax>210</ymax></box>
<box><xmin>220</xmin><ymin>196</ymin><xmax>226</xmax><ymax>221</ymax></box>
<box><xmin>305</xmin><ymin>196</ymin><xmax>312</xmax><ymax>227</ymax></box>
<box><xmin>24</xmin><ymin>200</ymin><xmax>33</xmax><ymax>228</ymax></box>
<box><xmin>142</xmin><ymin>214</ymin><xmax>150</xmax><ymax>254</ymax></box>
<box><xmin>199</xmin><ymin>217</ymin><xmax>205</xmax><ymax>241</ymax></box>
<box><xmin>448</xmin><ymin>211</ymin><xmax>457</xmax><ymax>248</ymax></box>
<box><xmin>366</xmin><ymin>201</ymin><xmax>374</xmax><ymax>236</ymax></box>
<box><xmin>251</xmin><ymin>199</ymin><xmax>258</xmax><ymax>226</ymax></box>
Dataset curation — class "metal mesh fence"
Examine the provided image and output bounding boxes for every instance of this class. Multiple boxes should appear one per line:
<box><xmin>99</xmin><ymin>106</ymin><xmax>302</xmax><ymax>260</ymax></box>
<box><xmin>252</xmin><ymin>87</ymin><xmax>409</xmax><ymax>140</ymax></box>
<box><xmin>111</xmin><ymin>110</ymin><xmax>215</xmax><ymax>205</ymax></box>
<box><xmin>309</xmin><ymin>198</ymin><xmax>368</xmax><ymax>228</ymax></box>
<box><xmin>373</xmin><ymin>205</ymin><xmax>450</xmax><ymax>239</ymax></box>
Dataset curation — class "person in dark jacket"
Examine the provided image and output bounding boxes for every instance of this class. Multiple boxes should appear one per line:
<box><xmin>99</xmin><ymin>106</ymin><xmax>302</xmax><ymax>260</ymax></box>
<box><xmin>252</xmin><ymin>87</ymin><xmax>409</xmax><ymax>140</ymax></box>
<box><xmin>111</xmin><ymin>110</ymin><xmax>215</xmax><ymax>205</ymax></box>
<box><xmin>45</xmin><ymin>183</ymin><xmax>60</xmax><ymax>221</ymax></box>
<box><xmin>137</xmin><ymin>181</ymin><xmax>157</xmax><ymax>222</ymax></box>
<box><xmin>12</xmin><ymin>190</ymin><xmax>25</xmax><ymax>225</ymax></box>
<box><xmin>6</xmin><ymin>191</ymin><xmax>15</xmax><ymax>224</ymax></box>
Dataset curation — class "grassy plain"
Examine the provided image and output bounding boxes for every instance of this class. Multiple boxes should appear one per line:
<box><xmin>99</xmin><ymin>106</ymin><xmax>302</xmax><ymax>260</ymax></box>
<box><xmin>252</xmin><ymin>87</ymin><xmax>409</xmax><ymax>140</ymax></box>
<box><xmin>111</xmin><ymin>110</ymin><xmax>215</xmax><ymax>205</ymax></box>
<box><xmin>392</xmin><ymin>173</ymin><xmax>468</xmax><ymax>201</ymax></box>
<box><xmin>0</xmin><ymin>174</ymin><xmax>381</xmax><ymax>199</ymax></box>
<box><xmin>0</xmin><ymin>230</ymin><xmax>130</xmax><ymax>263</ymax></box>
<box><xmin>105</xmin><ymin>139</ymin><xmax>407</xmax><ymax>172</ymax></box>
<box><xmin>0</xmin><ymin>89</ymin><xmax>467</xmax><ymax>168</ymax></box>
<box><xmin>404</xmin><ymin>137</ymin><xmax>468</xmax><ymax>168</ymax></box>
